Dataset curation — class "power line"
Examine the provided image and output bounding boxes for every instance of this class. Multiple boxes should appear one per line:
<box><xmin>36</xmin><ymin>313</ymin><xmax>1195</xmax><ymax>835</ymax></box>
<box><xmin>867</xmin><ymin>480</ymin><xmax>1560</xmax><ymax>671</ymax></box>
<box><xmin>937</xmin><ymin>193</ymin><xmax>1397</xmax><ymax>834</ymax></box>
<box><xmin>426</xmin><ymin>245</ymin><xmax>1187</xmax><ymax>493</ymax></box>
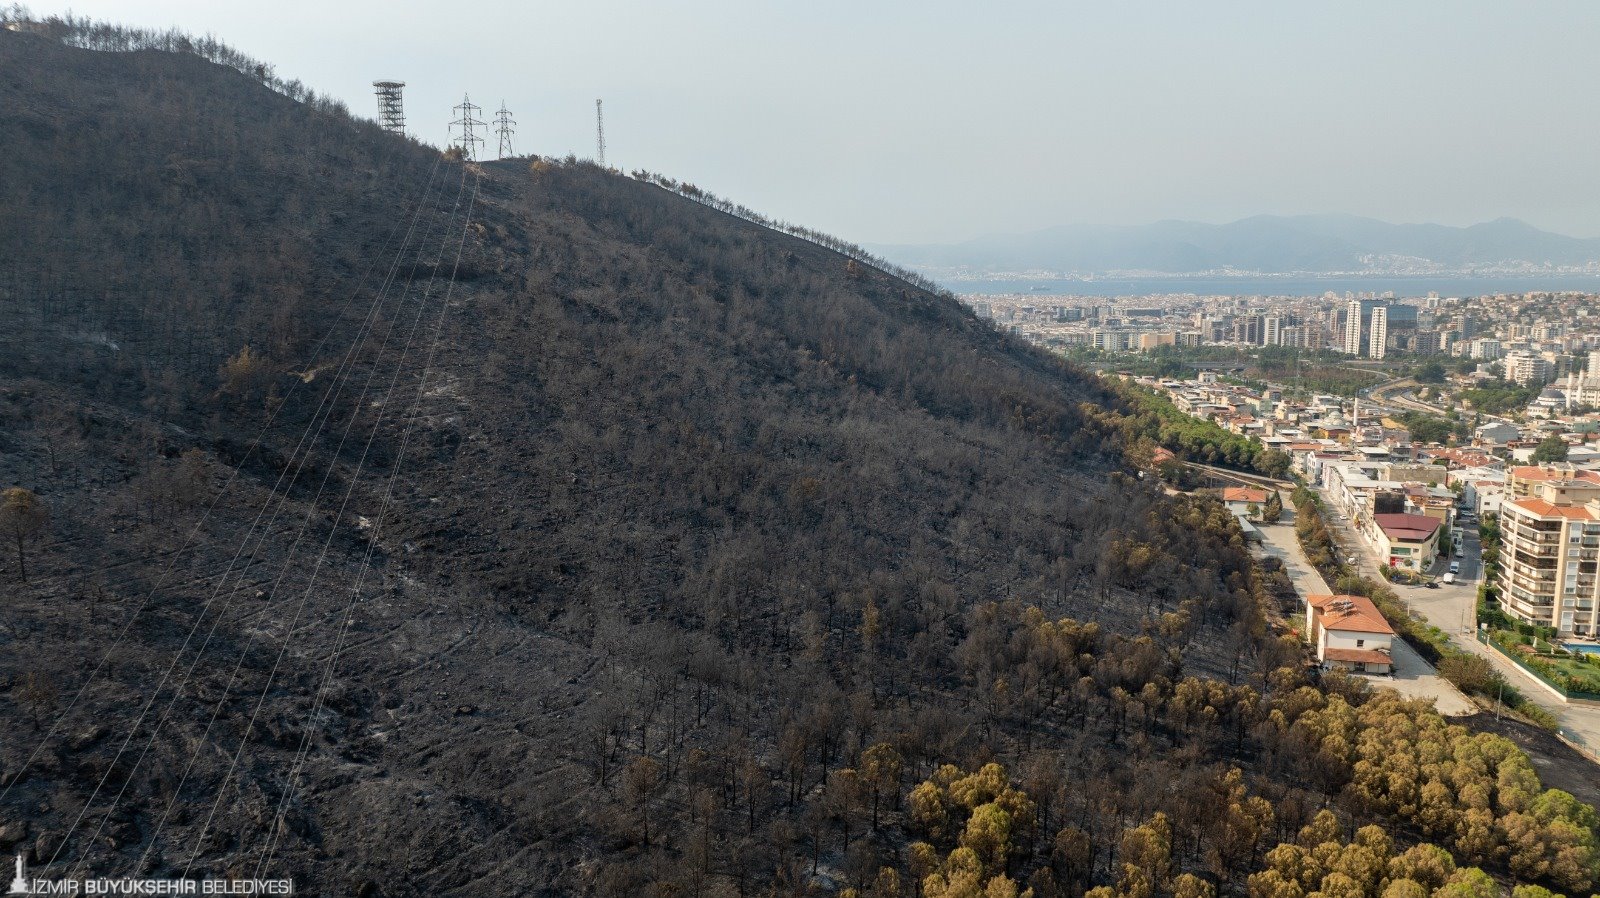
<box><xmin>494</xmin><ymin>101</ymin><xmax>515</xmax><ymax>159</ymax></box>
<box><xmin>256</xmin><ymin>169</ymin><xmax>482</xmax><ymax>879</ymax></box>
<box><xmin>182</xmin><ymin>165</ymin><xmax>477</xmax><ymax>881</ymax></box>
<box><xmin>44</xmin><ymin>162</ymin><xmax>456</xmax><ymax>881</ymax></box>
<box><xmin>0</xmin><ymin>145</ymin><xmax>443</xmax><ymax>817</ymax></box>
<box><xmin>450</xmin><ymin>93</ymin><xmax>485</xmax><ymax>161</ymax></box>
<box><xmin>112</xmin><ymin>171</ymin><xmax>467</xmax><ymax>881</ymax></box>
<box><xmin>594</xmin><ymin>98</ymin><xmax>605</xmax><ymax>167</ymax></box>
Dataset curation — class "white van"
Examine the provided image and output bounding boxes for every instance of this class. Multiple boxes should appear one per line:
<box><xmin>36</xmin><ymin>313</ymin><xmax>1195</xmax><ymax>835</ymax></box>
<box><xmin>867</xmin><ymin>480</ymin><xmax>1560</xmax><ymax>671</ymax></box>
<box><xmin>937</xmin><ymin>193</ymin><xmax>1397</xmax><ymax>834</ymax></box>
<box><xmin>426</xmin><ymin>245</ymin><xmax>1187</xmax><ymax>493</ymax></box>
<box><xmin>1442</xmin><ymin>573</ymin><xmax>1457</xmax><ymax>585</ymax></box>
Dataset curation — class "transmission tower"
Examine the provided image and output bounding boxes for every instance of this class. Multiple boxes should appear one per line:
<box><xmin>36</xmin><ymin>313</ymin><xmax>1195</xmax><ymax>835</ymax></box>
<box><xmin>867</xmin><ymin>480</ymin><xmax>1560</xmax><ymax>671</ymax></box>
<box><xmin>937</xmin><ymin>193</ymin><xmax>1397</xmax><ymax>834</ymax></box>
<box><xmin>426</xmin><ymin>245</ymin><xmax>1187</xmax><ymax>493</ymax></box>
<box><xmin>595</xmin><ymin>98</ymin><xmax>606</xmax><ymax>167</ymax></box>
<box><xmin>494</xmin><ymin>101</ymin><xmax>516</xmax><ymax>159</ymax></box>
<box><xmin>373</xmin><ymin>81</ymin><xmax>405</xmax><ymax>136</ymax></box>
<box><xmin>450</xmin><ymin>93</ymin><xmax>485</xmax><ymax>160</ymax></box>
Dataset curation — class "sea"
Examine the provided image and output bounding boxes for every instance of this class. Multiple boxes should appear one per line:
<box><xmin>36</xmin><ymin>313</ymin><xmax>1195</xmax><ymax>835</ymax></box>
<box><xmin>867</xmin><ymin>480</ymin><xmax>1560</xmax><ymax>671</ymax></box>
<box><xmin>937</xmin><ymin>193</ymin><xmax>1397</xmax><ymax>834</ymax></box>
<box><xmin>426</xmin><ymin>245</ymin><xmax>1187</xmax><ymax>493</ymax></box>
<box><xmin>941</xmin><ymin>274</ymin><xmax>1600</xmax><ymax>298</ymax></box>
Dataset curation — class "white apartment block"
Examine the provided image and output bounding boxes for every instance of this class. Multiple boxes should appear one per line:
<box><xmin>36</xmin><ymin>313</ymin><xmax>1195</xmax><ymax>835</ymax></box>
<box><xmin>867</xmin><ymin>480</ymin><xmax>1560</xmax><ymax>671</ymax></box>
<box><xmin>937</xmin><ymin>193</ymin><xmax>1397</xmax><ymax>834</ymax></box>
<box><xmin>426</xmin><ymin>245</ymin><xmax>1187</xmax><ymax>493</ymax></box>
<box><xmin>1505</xmin><ymin>353</ymin><xmax>1553</xmax><ymax>387</ymax></box>
<box><xmin>1470</xmin><ymin>339</ymin><xmax>1504</xmax><ymax>361</ymax></box>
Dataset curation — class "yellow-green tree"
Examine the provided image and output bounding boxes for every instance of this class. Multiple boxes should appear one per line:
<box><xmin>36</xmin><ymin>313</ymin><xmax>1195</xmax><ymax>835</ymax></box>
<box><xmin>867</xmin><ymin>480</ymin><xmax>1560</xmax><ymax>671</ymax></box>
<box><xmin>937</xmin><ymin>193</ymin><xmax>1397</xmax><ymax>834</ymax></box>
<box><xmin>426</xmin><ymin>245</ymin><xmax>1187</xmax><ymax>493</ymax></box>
<box><xmin>861</xmin><ymin>742</ymin><xmax>902</xmax><ymax>829</ymax></box>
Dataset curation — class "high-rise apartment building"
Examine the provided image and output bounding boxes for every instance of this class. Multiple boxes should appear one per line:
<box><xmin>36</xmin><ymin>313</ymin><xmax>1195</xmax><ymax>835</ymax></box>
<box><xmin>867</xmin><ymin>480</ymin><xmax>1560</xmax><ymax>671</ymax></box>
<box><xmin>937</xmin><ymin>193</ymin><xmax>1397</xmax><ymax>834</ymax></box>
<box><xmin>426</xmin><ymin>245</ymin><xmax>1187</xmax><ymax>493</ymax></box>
<box><xmin>1498</xmin><ymin>466</ymin><xmax>1600</xmax><ymax>635</ymax></box>
<box><xmin>1343</xmin><ymin>300</ymin><xmax>1414</xmax><ymax>356</ymax></box>
<box><xmin>1263</xmin><ymin>315</ymin><xmax>1282</xmax><ymax>347</ymax></box>
<box><xmin>1368</xmin><ymin>306</ymin><xmax>1388</xmax><ymax>360</ymax></box>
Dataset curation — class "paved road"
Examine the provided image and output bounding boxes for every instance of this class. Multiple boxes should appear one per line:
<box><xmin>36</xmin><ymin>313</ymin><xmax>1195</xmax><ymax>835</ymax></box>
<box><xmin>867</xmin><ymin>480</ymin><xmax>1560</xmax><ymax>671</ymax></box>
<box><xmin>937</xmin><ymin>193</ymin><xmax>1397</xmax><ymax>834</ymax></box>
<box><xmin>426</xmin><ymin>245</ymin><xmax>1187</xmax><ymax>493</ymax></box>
<box><xmin>1257</xmin><ymin>495</ymin><xmax>1475</xmax><ymax>716</ymax></box>
<box><xmin>1367</xmin><ymin>376</ymin><xmax>1451</xmax><ymax>416</ymax></box>
<box><xmin>1313</xmin><ymin>487</ymin><xmax>1600</xmax><ymax>757</ymax></box>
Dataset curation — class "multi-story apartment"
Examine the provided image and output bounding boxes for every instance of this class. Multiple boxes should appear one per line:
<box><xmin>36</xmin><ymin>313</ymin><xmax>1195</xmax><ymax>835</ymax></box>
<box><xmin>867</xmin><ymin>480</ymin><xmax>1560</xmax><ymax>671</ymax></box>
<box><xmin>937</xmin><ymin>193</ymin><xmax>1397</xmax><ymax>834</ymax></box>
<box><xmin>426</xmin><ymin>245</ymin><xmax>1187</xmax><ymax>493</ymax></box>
<box><xmin>1504</xmin><ymin>353</ymin><xmax>1553</xmax><ymax>387</ymax></box>
<box><xmin>1263</xmin><ymin>315</ymin><xmax>1282</xmax><ymax>347</ymax></box>
<box><xmin>1369</xmin><ymin>306</ymin><xmax>1388</xmax><ymax>360</ymax></box>
<box><xmin>1469</xmin><ymin>338</ymin><xmax>1503</xmax><ymax>360</ymax></box>
<box><xmin>1498</xmin><ymin>466</ymin><xmax>1600</xmax><ymax>634</ymax></box>
<box><xmin>1506</xmin><ymin>465</ymin><xmax>1600</xmax><ymax>500</ymax></box>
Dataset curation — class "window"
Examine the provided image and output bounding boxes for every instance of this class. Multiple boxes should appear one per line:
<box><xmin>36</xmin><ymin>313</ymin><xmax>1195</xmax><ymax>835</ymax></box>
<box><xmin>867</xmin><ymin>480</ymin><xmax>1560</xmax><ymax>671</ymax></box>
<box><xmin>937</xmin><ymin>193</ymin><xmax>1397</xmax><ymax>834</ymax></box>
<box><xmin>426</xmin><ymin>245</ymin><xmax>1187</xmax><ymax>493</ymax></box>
<box><xmin>1356</xmin><ymin>639</ymin><xmax>1365</xmax><ymax>647</ymax></box>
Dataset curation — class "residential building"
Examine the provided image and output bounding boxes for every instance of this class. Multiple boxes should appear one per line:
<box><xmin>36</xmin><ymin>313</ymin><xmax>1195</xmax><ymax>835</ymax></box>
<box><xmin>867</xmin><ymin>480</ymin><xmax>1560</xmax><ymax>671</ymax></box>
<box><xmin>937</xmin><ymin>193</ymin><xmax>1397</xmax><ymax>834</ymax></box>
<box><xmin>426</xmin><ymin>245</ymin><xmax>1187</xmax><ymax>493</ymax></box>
<box><xmin>1368</xmin><ymin>512</ymin><xmax>1440</xmax><ymax>572</ymax></box>
<box><xmin>1473</xmin><ymin>421</ymin><xmax>1521</xmax><ymax>447</ymax></box>
<box><xmin>1506</xmin><ymin>465</ymin><xmax>1600</xmax><ymax>501</ymax></box>
<box><xmin>1505</xmin><ymin>353</ymin><xmax>1553</xmax><ymax>387</ymax></box>
<box><xmin>1263</xmin><ymin>315</ymin><xmax>1283</xmax><ymax>347</ymax></box>
<box><xmin>1498</xmin><ymin>489</ymin><xmax>1600</xmax><ymax>635</ymax></box>
<box><xmin>1304</xmin><ymin>594</ymin><xmax>1395</xmax><ymax>674</ymax></box>
<box><xmin>1221</xmin><ymin>486</ymin><xmax>1270</xmax><ymax>517</ymax></box>
<box><xmin>1369</xmin><ymin>305</ymin><xmax>1388</xmax><ymax>360</ymax></box>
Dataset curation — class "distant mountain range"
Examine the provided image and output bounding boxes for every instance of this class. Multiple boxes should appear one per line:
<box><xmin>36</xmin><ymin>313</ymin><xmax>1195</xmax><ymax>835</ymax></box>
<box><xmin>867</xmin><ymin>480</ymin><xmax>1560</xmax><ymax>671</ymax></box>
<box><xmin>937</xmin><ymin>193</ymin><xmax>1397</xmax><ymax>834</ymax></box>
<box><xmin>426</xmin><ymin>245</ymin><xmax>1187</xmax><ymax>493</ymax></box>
<box><xmin>869</xmin><ymin>214</ymin><xmax>1600</xmax><ymax>276</ymax></box>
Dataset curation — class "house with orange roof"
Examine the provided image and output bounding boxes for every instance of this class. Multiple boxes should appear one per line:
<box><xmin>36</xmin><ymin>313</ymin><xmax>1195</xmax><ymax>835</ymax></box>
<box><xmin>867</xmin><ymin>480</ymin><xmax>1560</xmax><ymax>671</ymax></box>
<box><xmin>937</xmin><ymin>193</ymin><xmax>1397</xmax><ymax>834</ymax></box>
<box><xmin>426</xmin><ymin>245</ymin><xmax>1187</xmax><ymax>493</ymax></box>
<box><xmin>1221</xmin><ymin>486</ymin><xmax>1270</xmax><ymax>517</ymax></box>
<box><xmin>1304</xmin><ymin>594</ymin><xmax>1395</xmax><ymax>674</ymax></box>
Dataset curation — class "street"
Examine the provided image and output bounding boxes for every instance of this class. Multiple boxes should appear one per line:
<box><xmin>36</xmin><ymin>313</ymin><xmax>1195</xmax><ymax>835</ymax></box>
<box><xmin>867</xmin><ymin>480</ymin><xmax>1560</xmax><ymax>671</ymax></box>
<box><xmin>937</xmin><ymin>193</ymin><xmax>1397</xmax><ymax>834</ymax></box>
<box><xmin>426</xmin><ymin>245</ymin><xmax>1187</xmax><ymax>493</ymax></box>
<box><xmin>1256</xmin><ymin>495</ymin><xmax>1475</xmax><ymax>715</ymax></box>
<box><xmin>1312</xmin><ymin>487</ymin><xmax>1600</xmax><ymax>757</ymax></box>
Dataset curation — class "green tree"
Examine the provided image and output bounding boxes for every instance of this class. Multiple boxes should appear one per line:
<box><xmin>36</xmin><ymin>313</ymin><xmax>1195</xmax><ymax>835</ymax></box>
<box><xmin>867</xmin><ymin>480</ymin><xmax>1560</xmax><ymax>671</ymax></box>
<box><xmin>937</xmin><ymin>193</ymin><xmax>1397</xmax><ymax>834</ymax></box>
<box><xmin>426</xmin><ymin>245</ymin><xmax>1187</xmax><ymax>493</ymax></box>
<box><xmin>0</xmin><ymin>486</ymin><xmax>50</xmax><ymax>582</ymax></box>
<box><xmin>1416</xmin><ymin>361</ymin><xmax>1447</xmax><ymax>383</ymax></box>
<box><xmin>960</xmin><ymin>802</ymin><xmax>1013</xmax><ymax>872</ymax></box>
<box><xmin>1263</xmin><ymin>491</ymin><xmax>1283</xmax><ymax>524</ymax></box>
<box><xmin>1532</xmin><ymin>435</ymin><xmax>1570</xmax><ymax>463</ymax></box>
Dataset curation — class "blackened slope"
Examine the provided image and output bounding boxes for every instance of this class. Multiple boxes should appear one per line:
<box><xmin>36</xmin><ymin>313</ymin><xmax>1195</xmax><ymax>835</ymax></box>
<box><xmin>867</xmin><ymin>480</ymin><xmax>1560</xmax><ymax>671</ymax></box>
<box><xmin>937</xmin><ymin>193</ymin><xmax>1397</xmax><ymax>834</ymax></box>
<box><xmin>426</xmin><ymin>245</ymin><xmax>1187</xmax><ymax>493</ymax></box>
<box><xmin>0</xmin><ymin>29</ymin><xmax>1267</xmax><ymax>897</ymax></box>
<box><xmin>0</xmin><ymin>29</ymin><xmax>436</xmax><ymax>417</ymax></box>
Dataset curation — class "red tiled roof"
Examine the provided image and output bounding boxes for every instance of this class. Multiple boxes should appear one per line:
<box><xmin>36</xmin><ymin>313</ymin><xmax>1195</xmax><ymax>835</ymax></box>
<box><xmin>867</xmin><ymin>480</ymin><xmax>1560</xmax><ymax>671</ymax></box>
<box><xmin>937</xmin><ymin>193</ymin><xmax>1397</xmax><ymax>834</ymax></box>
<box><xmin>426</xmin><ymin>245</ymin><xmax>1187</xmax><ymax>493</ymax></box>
<box><xmin>1323</xmin><ymin>647</ymin><xmax>1394</xmax><ymax>665</ymax></box>
<box><xmin>1505</xmin><ymin>498</ymin><xmax>1598</xmax><ymax>521</ymax></box>
<box><xmin>1373</xmin><ymin>513</ymin><xmax>1440</xmax><ymax>542</ymax></box>
<box><xmin>1511</xmin><ymin>466</ymin><xmax>1600</xmax><ymax>484</ymax></box>
<box><xmin>1222</xmin><ymin>487</ymin><xmax>1269</xmax><ymax>504</ymax></box>
<box><xmin>1308</xmin><ymin>594</ymin><xmax>1396</xmax><ymax>635</ymax></box>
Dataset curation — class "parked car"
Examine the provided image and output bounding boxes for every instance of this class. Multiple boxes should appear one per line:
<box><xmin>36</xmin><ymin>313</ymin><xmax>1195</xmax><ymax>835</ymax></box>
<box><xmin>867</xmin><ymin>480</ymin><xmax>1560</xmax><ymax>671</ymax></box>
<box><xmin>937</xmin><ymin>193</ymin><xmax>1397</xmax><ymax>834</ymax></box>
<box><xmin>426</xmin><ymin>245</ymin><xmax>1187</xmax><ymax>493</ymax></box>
<box><xmin>1425</xmin><ymin>581</ymin><xmax>1440</xmax><ymax>589</ymax></box>
<box><xmin>1443</xmin><ymin>573</ymin><xmax>1457</xmax><ymax>585</ymax></box>
<box><xmin>1449</xmin><ymin>561</ymin><xmax>1461</xmax><ymax>574</ymax></box>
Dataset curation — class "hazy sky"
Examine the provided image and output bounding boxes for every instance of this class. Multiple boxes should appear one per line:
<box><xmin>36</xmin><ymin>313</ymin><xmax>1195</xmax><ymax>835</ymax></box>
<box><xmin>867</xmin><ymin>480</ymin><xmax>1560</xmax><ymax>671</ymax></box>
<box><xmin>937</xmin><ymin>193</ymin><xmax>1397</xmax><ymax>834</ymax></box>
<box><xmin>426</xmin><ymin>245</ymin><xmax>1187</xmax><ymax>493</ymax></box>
<box><xmin>33</xmin><ymin>1</ymin><xmax>1600</xmax><ymax>244</ymax></box>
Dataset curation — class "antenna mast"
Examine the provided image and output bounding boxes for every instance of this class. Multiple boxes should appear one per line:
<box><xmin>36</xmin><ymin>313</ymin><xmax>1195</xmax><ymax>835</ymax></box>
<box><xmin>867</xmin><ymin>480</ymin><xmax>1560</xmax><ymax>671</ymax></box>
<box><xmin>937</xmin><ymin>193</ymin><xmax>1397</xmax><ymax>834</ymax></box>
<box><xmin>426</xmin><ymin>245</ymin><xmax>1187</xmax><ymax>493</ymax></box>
<box><xmin>595</xmin><ymin>98</ymin><xmax>606</xmax><ymax>167</ymax></box>
<box><xmin>450</xmin><ymin>94</ymin><xmax>485</xmax><ymax>161</ymax></box>
<box><xmin>494</xmin><ymin>101</ymin><xmax>516</xmax><ymax>159</ymax></box>
<box><xmin>373</xmin><ymin>81</ymin><xmax>405</xmax><ymax>136</ymax></box>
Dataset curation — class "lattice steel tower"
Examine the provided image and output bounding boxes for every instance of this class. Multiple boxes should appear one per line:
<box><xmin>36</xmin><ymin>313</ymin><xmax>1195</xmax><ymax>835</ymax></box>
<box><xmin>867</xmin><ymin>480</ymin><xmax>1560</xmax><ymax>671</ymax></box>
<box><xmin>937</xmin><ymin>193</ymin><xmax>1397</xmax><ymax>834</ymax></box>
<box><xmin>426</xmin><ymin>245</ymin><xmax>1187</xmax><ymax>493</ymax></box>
<box><xmin>494</xmin><ymin>101</ymin><xmax>516</xmax><ymax>159</ymax></box>
<box><xmin>373</xmin><ymin>81</ymin><xmax>406</xmax><ymax>135</ymax></box>
<box><xmin>595</xmin><ymin>98</ymin><xmax>606</xmax><ymax>167</ymax></box>
<box><xmin>450</xmin><ymin>94</ymin><xmax>485</xmax><ymax>161</ymax></box>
